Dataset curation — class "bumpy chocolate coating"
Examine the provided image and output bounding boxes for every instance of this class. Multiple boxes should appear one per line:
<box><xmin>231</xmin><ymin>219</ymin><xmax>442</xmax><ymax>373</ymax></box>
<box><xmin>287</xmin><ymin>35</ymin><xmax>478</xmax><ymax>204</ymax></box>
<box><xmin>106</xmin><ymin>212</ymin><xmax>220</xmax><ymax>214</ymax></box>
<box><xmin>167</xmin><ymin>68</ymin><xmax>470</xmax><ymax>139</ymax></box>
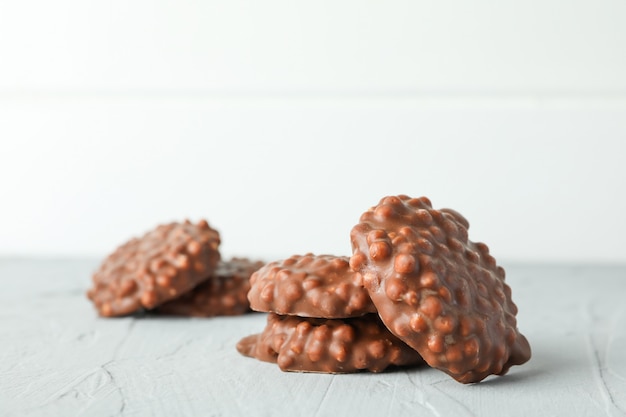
<box><xmin>350</xmin><ymin>195</ymin><xmax>531</xmax><ymax>383</ymax></box>
<box><xmin>156</xmin><ymin>258</ymin><xmax>264</xmax><ymax>317</ymax></box>
<box><xmin>87</xmin><ymin>220</ymin><xmax>221</xmax><ymax>317</ymax></box>
<box><xmin>248</xmin><ymin>254</ymin><xmax>376</xmax><ymax>318</ymax></box>
<box><xmin>237</xmin><ymin>313</ymin><xmax>424</xmax><ymax>373</ymax></box>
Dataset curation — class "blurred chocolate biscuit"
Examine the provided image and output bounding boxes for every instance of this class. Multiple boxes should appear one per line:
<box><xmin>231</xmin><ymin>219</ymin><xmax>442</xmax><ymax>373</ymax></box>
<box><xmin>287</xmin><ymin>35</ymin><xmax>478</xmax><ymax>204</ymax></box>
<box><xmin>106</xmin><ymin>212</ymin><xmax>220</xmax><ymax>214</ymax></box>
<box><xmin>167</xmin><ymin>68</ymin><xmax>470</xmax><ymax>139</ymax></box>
<box><xmin>156</xmin><ymin>257</ymin><xmax>264</xmax><ymax>317</ymax></box>
<box><xmin>87</xmin><ymin>220</ymin><xmax>220</xmax><ymax>317</ymax></box>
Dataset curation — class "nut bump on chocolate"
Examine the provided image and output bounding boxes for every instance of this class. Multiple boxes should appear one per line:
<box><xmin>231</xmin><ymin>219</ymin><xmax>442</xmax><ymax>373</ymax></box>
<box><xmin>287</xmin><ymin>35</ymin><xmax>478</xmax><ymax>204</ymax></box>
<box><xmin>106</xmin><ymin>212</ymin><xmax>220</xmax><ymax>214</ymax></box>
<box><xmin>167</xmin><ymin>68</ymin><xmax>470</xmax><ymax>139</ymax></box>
<box><xmin>237</xmin><ymin>313</ymin><xmax>424</xmax><ymax>373</ymax></box>
<box><xmin>350</xmin><ymin>195</ymin><xmax>531</xmax><ymax>383</ymax></box>
<box><xmin>248</xmin><ymin>254</ymin><xmax>376</xmax><ymax>318</ymax></box>
<box><xmin>87</xmin><ymin>220</ymin><xmax>221</xmax><ymax>317</ymax></box>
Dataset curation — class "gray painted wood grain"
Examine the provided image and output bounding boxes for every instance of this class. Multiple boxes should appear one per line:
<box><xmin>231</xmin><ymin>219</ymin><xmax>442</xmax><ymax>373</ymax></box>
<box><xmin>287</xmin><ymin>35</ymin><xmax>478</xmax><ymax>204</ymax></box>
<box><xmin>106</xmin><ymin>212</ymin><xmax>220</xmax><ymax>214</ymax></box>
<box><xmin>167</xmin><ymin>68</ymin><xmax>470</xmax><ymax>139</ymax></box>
<box><xmin>1</xmin><ymin>259</ymin><xmax>625</xmax><ymax>416</ymax></box>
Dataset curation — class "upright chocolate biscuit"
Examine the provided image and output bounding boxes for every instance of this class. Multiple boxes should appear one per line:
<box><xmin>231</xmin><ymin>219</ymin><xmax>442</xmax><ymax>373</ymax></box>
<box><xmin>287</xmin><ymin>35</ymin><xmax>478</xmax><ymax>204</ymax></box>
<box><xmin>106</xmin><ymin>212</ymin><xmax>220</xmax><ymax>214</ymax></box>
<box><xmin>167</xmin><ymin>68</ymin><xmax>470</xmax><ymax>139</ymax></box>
<box><xmin>87</xmin><ymin>220</ymin><xmax>221</xmax><ymax>317</ymax></box>
<box><xmin>237</xmin><ymin>313</ymin><xmax>424</xmax><ymax>373</ymax></box>
<box><xmin>156</xmin><ymin>257</ymin><xmax>264</xmax><ymax>317</ymax></box>
<box><xmin>350</xmin><ymin>195</ymin><xmax>531</xmax><ymax>383</ymax></box>
<box><xmin>248</xmin><ymin>254</ymin><xmax>376</xmax><ymax>318</ymax></box>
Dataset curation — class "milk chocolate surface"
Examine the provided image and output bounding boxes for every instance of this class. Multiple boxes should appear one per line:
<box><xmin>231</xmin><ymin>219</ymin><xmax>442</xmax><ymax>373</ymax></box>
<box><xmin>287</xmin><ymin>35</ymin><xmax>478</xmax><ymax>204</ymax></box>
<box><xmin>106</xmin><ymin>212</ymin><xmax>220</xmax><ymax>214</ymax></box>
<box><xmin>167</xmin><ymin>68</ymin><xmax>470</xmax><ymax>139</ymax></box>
<box><xmin>350</xmin><ymin>195</ymin><xmax>531</xmax><ymax>383</ymax></box>
<box><xmin>87</xmin><ymin>220</ymin><xmax>221</xmax><ymax>317</ymax></box>
<box><xmin>156</xmin><ymin>257</ymin><xmax>264</xmax><ymax>317</ymax></box>
<box><xmin>248</xmin><ymin>254</ymin><xmax>376</xmax><ymax>318</ymax></box>
<box><xmin>237</xmin><ymin>313</ymin><xmax>424</xmax><ymax>373</ymax></box>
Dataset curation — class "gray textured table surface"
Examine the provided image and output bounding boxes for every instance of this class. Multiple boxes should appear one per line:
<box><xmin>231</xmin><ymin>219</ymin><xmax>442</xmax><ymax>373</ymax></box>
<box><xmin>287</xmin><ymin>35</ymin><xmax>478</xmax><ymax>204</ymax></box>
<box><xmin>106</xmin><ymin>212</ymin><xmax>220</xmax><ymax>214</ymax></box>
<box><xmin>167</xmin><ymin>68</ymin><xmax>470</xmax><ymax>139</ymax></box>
<box><xmin>1</xmin><ymin>259</ymin><xmax>625</xmax><ymax>417</ymax></box>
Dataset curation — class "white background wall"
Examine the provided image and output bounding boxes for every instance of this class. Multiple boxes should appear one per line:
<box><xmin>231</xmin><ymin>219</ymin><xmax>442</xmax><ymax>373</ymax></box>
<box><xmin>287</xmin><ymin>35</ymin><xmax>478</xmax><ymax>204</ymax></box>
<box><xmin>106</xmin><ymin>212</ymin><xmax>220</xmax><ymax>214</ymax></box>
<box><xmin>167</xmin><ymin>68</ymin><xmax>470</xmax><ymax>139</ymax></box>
<box><xmin>1</xmin><ymin>1</ymin><xmax>625</xmax><ymax>263</ymax></box>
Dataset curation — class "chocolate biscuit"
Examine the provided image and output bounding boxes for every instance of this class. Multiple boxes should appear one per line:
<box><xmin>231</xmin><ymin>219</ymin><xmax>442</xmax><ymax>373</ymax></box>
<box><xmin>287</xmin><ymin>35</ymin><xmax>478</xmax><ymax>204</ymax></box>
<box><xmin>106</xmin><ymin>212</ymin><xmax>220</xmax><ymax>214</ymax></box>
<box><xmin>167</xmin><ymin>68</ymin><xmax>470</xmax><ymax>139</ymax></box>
<box><xmin>237</xmin><ymin>313</ymin><xmax>424</xmax><ymax>373</ymax></box>
<box><xmin>248</xmin><ymin>254</ymin><xmax>376</xmax><ymax>318</ymax></box>
<box><xmin>87</xmin><ymin>220</ymin><xmax>221</xmax><ymax>317</ymax></box>
<box><xmin>156</xmin><ymin>257</ymin><xmax>264</xmax><ymax>317</ymax></box>
<box><xmin>350</xmin><ymin>195</ymin><xmax>531</xmax><ymax>383</ymax></box>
